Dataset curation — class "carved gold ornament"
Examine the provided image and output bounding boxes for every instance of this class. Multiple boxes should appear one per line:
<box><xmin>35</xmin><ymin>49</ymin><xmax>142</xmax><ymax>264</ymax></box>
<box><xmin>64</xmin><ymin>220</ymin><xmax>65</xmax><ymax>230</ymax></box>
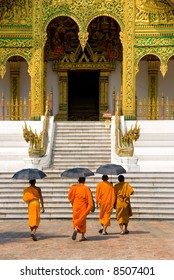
<box><xmin>115</xmin><ymin>116</ymin><xmax>141</xmax><ymax>157</ymax></box>
<box><xmin>23</xmin><ymin>104</ymin><xmax>50</xmax><ymax>158</ymax></box>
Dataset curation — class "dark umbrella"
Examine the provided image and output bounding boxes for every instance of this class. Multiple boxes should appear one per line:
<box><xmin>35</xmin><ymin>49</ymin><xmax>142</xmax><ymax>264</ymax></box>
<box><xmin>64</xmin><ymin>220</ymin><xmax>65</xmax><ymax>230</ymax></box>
<box><xmin>12</xmin><ymin>168</ymin><xmax>47</xmax><ymax>180</ymax></box>
<box><xmin>61</xmin><ymin>167</ymin><xmax>94</xmax><ymax>178</ymax></box>
<box><xmin>95</xmin><ymin>163</ymin><xmax>126</xmax><ymax>176</ymax></box>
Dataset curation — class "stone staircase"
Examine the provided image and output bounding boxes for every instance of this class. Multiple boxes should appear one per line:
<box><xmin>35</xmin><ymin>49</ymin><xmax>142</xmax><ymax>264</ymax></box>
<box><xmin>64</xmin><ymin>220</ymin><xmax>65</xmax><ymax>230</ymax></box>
<box><xmin>131</xmin><ymin>120</ymin><xmax>174</xmax><ymax>172</ymax></box>
<box><xmin>0</xmin><ymin>121</ymin><xmax>28</xmax><ymax>171</ymax></box>
<box><xmin>129</xmin><ymin>173</ymin><xmax>174</xmax><ymax>219</ymax></box>
<box><xmin>1</xmin><ymin>171</ymin><xmax>174</xmax><ymax>219</ymax></box>
<box><xmin>50</xmin><ymin>121</ymin><xmax>111</xmax><ymax>171</ymax></box>
<box><xmin>0</xmin><ymin>121</ymin><xmax>111</xmax><ymax>219</ymax></box>
<box><xmin>0</xmin><ymin>121</ymin><xmax>174</xmax><ymax>220</ymax></box>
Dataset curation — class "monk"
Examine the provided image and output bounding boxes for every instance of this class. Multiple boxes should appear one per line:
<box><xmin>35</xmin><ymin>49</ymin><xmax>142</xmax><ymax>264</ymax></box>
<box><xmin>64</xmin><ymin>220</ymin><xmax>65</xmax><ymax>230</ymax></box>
<box><xmin>68</xmin><ymin>177</ymin><xmax>93</xmax><ymax>241</ymax></box>
<box><xmin>23</xmin><ymin>179</ymin><xmax>44</xmax><ymax>241</ymax></box>
<box><xmin>96</xmin><ymin>175</ymin><xmax>115</xmax><ymax>235</ymax></box>
<box><xmin>114</xmin><ymin>175</ymin><xmax>134</xmax><ymax>235</ymax></box>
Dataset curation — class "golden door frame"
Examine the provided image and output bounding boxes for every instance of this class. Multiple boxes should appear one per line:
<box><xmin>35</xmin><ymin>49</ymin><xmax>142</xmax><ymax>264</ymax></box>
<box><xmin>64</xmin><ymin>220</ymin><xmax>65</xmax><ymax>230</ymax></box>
<box><xmin>52</xmin><ymin>61</ymin><xmax>115</xmax><ymax>121</ymax></box>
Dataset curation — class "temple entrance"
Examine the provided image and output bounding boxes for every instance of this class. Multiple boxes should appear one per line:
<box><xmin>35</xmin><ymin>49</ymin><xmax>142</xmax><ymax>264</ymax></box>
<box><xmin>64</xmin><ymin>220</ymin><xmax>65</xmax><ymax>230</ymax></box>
<box><xmin>68</xmin><ymin>71</ymin><xmax>99</xmax><ymax>120</ymax></box>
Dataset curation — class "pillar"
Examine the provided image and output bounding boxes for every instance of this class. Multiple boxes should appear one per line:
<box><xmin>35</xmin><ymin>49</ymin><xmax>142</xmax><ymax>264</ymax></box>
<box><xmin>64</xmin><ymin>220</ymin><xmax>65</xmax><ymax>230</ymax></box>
<box><xmin>30</xmin><ymin>0</ymin><xmax>44</xmax><ymax>120</ymax></box>
<box><xmin>122</xmin><ymin>0</ymin><xmax>136</xmax><ymax>120</ymax></box>
<box><xmin>99</xmin><ymin>71</ymin><xmax>109</xmax><ymax>120</ymax></box>
<box><xmin>55</xmin><ymin>71</ymin><xmax>68</xmax><ymax>121</ymax></box>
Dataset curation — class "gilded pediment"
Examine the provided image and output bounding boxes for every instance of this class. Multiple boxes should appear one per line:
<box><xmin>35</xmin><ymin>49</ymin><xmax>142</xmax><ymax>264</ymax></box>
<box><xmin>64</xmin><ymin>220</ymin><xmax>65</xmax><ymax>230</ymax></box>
<box><xmin>0</xmin><ymin>0</ymin><xmax>32</xmax><ymax>26</ymax></box>
<box><xmin>135</xmin><ymin>0</ymin><xmax>174</xmax><ymax>25</ymax></box>
<box><xmin>52</xmin><ymin>42</ymin><xmax>115</xmax><ymax>71</ymax></box>
<box><xmin>56</xmin><ymin>43</ymin><xmax>108</xmax><ymax>64</ymax></box>
<box><xmin>45</xmin><ymin>15</ymin><xmax>122</xmax><ymax>68</ymax></box>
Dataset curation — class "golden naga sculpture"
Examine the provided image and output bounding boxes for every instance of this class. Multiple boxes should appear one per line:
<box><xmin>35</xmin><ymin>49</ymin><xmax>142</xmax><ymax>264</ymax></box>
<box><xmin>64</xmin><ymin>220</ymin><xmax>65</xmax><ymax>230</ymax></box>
<box><xmin>115</xmin><ymin>115</ymin><xmax>141</xmax><ymax>157</ymax></box>
<box><xmin>23</xmin><ymin>105</ymin><xmax>50</xmax><ymax>158</ymax></box>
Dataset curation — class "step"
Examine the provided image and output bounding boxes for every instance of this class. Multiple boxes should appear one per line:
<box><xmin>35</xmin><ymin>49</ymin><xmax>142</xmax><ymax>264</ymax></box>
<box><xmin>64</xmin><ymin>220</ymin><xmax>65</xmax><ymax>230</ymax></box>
<box><xmin>1</xmin><ymin>120</ymin><xmax>174</xmax><ymax>220</ymax></box>
<box><xmin>135</xmin><ymin>141</ymin><xmax>174</xmax><ymax>147</ymax></box>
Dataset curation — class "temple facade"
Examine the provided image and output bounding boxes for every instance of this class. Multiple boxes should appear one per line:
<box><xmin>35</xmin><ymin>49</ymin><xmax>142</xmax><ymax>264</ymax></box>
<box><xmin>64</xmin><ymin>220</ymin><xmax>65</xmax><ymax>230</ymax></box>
<box><xmin>0</xmin><ymin>0</ymin><xmax>174</xmax><ymax>121</ymax></box>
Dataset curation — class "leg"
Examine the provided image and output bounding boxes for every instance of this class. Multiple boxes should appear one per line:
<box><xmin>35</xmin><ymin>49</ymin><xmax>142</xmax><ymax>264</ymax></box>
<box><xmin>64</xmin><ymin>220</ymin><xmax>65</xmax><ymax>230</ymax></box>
<box><xmin>80</xmin><ymin>232</ymin><xmax>87</xmax><ymax>241</ymax></box>
<box><xmin>30</xmin><ymin>226</ymin><xmax>37</xmax><ymax>234</ymax></box>
<box><xmin>72</xmin><ymin>228</ymin><xmax>78</xmax><ymax>240</ymax></box>
<box><xmin>119</xmin><ymin>223</ymin><xmax>125</xmax><ymax>234</ymax></box>
<box><xmin>99</xmin><ymin>223</ymin><xmax>103</xmax><ymax>234</ymax></box>
<box><xmin>30</xmin><ymin>226</ymin><xmax>38</xmax><ymax>241</ymax></box>
<box><xmin>124</xmin><ymin>223</ymin><xmax>129</xmax><ymax>233</ymax></box>
<box><xmin>102</xmin><ymin>225</ymin><xmax>108</xmax><ymax>235</ymax></box>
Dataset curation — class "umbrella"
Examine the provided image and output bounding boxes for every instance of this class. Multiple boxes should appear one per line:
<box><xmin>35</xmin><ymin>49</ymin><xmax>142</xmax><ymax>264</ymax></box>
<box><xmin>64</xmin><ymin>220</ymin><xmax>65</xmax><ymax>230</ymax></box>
<box><xmin>12</xmin><ymin>168</ymin><xmax>47</xmax><ymax>180</ymax></box>
<box><xmin>95</xmin><ymin>163</ymin><xmax>126</xmax><ymax>176</ymax></box>
<box><xmin>61</xmin><ymin>167</ymin><xmax>94</xmax><ymax>178</ymax></box>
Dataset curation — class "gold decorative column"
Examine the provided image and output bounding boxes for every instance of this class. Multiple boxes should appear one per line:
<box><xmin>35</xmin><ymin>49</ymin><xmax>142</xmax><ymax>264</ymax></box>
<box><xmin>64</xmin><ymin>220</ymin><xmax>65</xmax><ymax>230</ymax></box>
<box><xmin>148</xmin><ymin>61</ymin><xmax>158</xmax><ymax>119</ymax></box>
<box><xmin>10</xmin><ymin>61</ymin><xmax>20</xmax><ymax>120</ymax></box>
<box><xmin>30</xmin><ymin>0</ymin><xmax>44</xmax><ymax>120</ymax></box>
<box><xmin>122</xmin><ymin>0</ymin><xmax>136</xmax><ymax>119</ymax></box>
<box><xmin>99</xmin><ymin>71</ymin><xmax>109</xmax><ymax>120</ymax></box>
<box><xmin>10</xmin><ymin>61</ymin><xmax>20</xmax><ymax>102</ymax></box>
<box><xmin>55</xmin><ymin>71</ymin><xmax>68</xmax><ymax>121</ymax></box>
<box><xmin>0</xmin><ymin>49</ymin><xmax>6</xmax><ymax>79</ymax></box>
<box><xmin>43</xmin><ymin>61</ymin><xmax>48</xmax><ymax>113</ymax></box>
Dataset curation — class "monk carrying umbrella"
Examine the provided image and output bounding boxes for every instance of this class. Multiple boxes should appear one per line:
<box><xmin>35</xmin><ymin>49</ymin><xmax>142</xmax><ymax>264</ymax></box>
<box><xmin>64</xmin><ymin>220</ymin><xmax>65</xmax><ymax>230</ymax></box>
<box><xmin>61</xmin><ymin>168</ymin><xmax>94</xmax><ymax>242</ymax></box>
<box><xmin>12</xmin><ymin>168</ymin><xmax>46</xmax><ymax>241</ymax></box>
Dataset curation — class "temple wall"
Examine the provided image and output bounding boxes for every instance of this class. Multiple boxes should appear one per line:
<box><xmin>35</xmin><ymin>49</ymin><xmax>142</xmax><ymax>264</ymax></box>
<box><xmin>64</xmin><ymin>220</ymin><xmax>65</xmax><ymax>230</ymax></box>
<box><xmin>0</xmin><ymin>62</ymin><xmax>30</xmax><ymax>101</ymax></box>
<box><xmin>20</xmin><ymin>62</ymin><xmax>31</xmax><ymax>99</ymax></box>
<box><xmin>136</xmin><ymin>60</ymin><xmax>174</xmax><ymax>104</ymax></box>
<box><xmin>0</xmin><ymin>63</ymin><xmax>10</xmax><ymax>101</ymax></box>
<box><xmin>159</xmin><ymin>60</ymin><xmax>174</xmax><ymax>98</ymax></box>
<box><xmin>46</xmin><ymin>61</ymin><xmax>59</xmax><ymax>116</ymax></box>
<box><xmin>108</xmin><ymin>61</ymin><xmax>122</xmax><ymax>112</ymax></box>
<box><xmin>1</xmin><ymin>60</ymin><xmax>174</xmax><ymax>118</ymax></box>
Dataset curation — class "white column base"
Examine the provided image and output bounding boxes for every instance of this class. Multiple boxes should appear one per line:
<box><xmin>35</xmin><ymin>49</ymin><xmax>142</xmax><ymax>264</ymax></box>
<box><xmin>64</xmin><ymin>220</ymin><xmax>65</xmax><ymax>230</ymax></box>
<box><xmin>113</xmin><ymin>156</ymin><xmax>140</xmax><ymax>172</ymax></box>
<box><xmin>24</xmin><ymin>158</ymin><xmax>42</xmax><ymax>169</ymax></box>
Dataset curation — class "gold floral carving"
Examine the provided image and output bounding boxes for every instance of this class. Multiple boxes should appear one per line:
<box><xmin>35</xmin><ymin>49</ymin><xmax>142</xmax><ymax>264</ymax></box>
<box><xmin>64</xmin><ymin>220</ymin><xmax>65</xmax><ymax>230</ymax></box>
<box><xmin>0</xmin><ymin>64</ymin><xmax>6</xmax><ymax>79</ymax></box>
<box><xmin>78</xmin><ymin>31</ymin><xmax>89</xmax><ymax>51</ymax></box>
<box><xmin>160</xmin><ymin>63</ymin><xmax>168</xmax><ymax>77</ymax></box>
<box><xmin>135</xmin><ymin>0</ymin><xmax>174</xmax><ymax>25</ymax></box>
<box><xmin>0</xmin><ymin>0</ymin><xmax>32</xmax><ymax>25</ymax></box>
<box><xmin>52</xmin><ymin>0</ymin><xmax>74</xmax><ymax>5</ymax></box>
<box><xmin>135</xmin><ymin>36</ymin><xmax>174</xmax><ymax>47</ymax></box>
<box><xmin>31</xmin><ymin>0</ymin><xmax>44</xmax><ymax>119</ymax></box>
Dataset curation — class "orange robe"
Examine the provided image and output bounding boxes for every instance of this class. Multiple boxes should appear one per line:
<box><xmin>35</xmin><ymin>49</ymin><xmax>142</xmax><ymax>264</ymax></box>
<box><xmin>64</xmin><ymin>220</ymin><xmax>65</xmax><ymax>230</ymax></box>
<box><xmin>68</xmin><ymin>183</ymin><xmax>93</xmax><ymax>233</ymax></box>
<box><xmin>114</xmin><ymin>182</ymin><xmax>134</xmax><ymax>224</ymax></box>
<box><xmin>23</xmin><ymin>186</ymin><xmax>40</xmax><ymax>228</ymax></box>
<box><xmin>96</xmin><ymin>181</ymin><xmax>115</xmax><ymax>226</ymax></box>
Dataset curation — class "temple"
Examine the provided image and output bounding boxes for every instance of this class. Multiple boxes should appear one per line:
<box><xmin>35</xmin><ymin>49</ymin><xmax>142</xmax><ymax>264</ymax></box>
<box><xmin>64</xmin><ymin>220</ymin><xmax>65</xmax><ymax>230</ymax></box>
<box><xmin>1</xmin><ymin>1</ymin><xmax>174</xmax><ymax>220</ymax></box>
<box><xmin>1</xmin><ymin>0</ymin><xmax>174</xmax><ymax>121</ymax></box>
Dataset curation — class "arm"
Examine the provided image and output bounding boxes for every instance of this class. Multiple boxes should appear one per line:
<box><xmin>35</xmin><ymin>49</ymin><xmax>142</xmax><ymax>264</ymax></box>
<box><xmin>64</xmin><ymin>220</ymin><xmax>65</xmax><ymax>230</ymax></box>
<box><xmin>37</xmin><ymin>187</ymin><xmax>45</xmax><ymax>213</ymax></box>
<box><xmin>87</xmin><ymin>188</ymin><xmax>94</xmax><ymax>213</ymax></box>
<box><xmin>95</xmin><ymin>183</ymin><xmax>101</xmax><ymax>207</ymax></box>
<box><xmin>68</xmin><ymin>185</ymin><xmax>76</xmax><ymax>205</ymax></box>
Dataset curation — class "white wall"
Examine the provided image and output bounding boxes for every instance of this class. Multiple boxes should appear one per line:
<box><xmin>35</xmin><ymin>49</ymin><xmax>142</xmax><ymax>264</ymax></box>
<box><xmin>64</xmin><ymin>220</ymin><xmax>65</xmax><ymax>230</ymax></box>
<box><xmin>46</xmin><ymin>61</ymin><xmax>59</xmax><ymax>116</ymax></box>
<box><xmin>136</xmin><ymin>60</ymin><xmax>174</xmax><ymax>103</ymax></box>
<box><xmin>0</xmin><ymin>62</ymin><xmax>10</xmax><ymax>101</ymax></box>
<box><xmin>20</xmin><ymin>62</ymin><xmax>30</xmax><ymax>99</ymax></box>
<box><xmin>108</xmin><ymin>61</ymin><xmax>122</xmax><ymax>113</ymax></box>
<box><xmin>0</xmin><ymin>62</ymin><xmax>30</xmax><ymax>100</ymax></box>
<box><xmin>136</xmin><ymin>61</ymin><xmax>148</xmax><ymax>102</ymax></box>
<box><xmin>158</xmin><ymin>60</ymin><xmax>174</xmax><ymax>99</ymax></box>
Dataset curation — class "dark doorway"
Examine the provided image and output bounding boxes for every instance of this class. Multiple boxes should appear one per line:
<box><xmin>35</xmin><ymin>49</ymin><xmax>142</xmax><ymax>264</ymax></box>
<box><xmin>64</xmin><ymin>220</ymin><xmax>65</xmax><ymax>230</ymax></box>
<box><xmin>68</xmin><ymin>71</ymin><xmax>99</xmax><ymax>120</ymax></box>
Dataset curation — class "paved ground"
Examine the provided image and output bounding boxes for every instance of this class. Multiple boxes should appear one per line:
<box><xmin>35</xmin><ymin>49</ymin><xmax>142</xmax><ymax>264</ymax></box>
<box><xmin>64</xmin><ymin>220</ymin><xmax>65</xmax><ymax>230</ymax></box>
<box><xmin>0</xmin><ymin>218</ymin><xmax>174</xmax><ymax>260</ymax></box>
